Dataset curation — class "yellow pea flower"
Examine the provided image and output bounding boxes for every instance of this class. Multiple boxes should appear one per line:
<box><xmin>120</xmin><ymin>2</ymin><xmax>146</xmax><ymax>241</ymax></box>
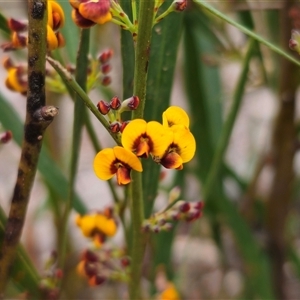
<box><xmin>93</xmin><ymin>146</ymin><xmax>142</xmax><ymax>185</ymax></box>
<box><xmin>121</xmin><ymin>119</ymin><xmax>174</xmax><ymax>158</ymax></box>
<box><xmin>162</xmin><ymin>106</ymin><xmax>190</xmax><ymax>128</ymax></box>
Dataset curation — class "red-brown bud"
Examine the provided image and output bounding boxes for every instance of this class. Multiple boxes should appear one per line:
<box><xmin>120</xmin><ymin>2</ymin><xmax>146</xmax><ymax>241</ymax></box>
<box><xmin>101</xmin><ymin>75</ymin><xmax>111</xmax><ymax>86</ymax></box>
<box><xmin>101</xmin><ymin>63</ymin><xmax>112</xmax><ymax>74</ymax></box>
<box><xmin>120</xmin><ymin>96</ymin><xmax>140</xmax><ymax>111</ymax></box>
<box><xmin>173</xmin><ymin>0</ymin><xmax>187</xmax><ymax>11</ymax></box>
<box><xmin>120</xmin><ymin>121</ymin><xmax>129</xmax><ymax>133</ymax></box>
<box><xmin>110</xmin><ymin>122</ymin><xmax>121</xmax><ymax>133</ymax></box>
<box><xmin>2</xmin><ymin>57</ymin><xmax>14</xmax><ymax>70</ymax></box>
<box><xmin>121</xmin><ymin>257</ymin><xmax>130</xmax><ymax>268</ymax></box>
<box><xmin>98</xmin><ymin>49</ymin><xmax>113</xmax><ymax>64</ymax></box>
<box><xmin>83</xmin><ymin>249</ymin><xmax>99</xmax><ymax>263</ymax></box>
<box><xmin>97</xmin><ymin>100</ymin><xmax>110</xmax><ymax>115</ymax></box>
<box><xmin>8</xmin><ymin>18</ymin><xmax>27</xmax><ymax>32</ymax></box>
<box><xmin>179</xmin><ymin>202</ymin><xmax>190</xmax><ymax>213</ymax></box>
<box><xmin>110</xmin><ymin>96</ymin><xmax>121</xmax><ymax>110</ymax></box>
<box><xmin>0</xmin><ymin>131</ymin><xmax>12</xmax><ymax>144</ymax></box>
<box><xmin>71</xmin><ymin>8</ymin><xmax>96</xmax><ymax>28</ymax></box>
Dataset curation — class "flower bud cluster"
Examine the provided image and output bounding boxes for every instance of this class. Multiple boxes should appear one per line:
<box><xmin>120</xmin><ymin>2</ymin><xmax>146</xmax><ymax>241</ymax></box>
<box><xmin>98</xmin><ymin>49</ymin><xmax>113</xmax><ymax>87</ymax></box>
<box><xmin>142</xmin><ymin>200</ymin><xmax>204</xmax><ymax>233</ymax></box>
<box><xmin>77</xmin><ymin>247</ymin><xmax>130</xmax><ymax>286</ymax></box>
<box><xmin>39</xmin><ymin>251</ymin><xmax>63</xmax><ymax>300</ymax></box>
<box><xmin>97</xmin><ymin>95</ymin><xmax>140</xmax><ymax>134</ymax></box>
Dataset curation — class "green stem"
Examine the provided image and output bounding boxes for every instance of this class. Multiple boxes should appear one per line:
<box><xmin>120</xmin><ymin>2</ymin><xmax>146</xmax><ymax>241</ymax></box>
<box><xmin>58</xmin><ymin>29</ymin><xmax>90</xmax><ymax>273</ymax></box>
<box><xmin>194</xmin><ymin>0</ymin><xmax>300</xmax><ymax>68</ymax></box>
<box><xmin>46</xmin><ymin>56</ymin><xmax>122</xmax><ymax>145</ymax></box>
<box><xmin>203</xmin><ymin>38</ymin><xmax>256</xmax><ymax>200</ymax></box>
<box><xmin>129</xmin><ymin>0</ymin><xmax>155</xmax><ymax>298</ymax></box>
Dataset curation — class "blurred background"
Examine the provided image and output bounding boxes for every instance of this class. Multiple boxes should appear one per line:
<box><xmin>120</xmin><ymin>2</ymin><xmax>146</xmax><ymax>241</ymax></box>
<box><xmin>1</xmin><ymin>0</ymin><xmax>300</xmax><ymax>299</ymax></box>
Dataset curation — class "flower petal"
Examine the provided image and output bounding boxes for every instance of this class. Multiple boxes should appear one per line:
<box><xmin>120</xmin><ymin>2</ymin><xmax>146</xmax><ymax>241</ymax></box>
<box><xmin>160</xmin><ymin>152</ymin><xmax>183</xmax><ymax>169</ymax></box>
<box><xmin>146</xmin><ymin>121</ymin><xmax>173</xmax><ymax>157</ymax></box>
<box><xmin>172</xmin><ymin>125</ymin><xmax>196</xmax><ymax>163</ymax></box>
<box><xmin>79</xmin><ymin>0</ymin><xmax>112</xmax><ymax>24</ymax></box>
<box><xmin>93</xmin><ymin>148</ymin><xmax>116</xmax><ymax>180</ymax></box>
<box><xmin>121</xmin><ymin>119</ymin><xmax>147</xmax><ymax>153</ymax></box>
<box><xmin>77</xmin><ymin>214</ymin><xmax>97</xmax><ymax>237</ymax></box>
<box><xmin>116</xmin><ymin>165</ymin><xmax>132</xmax><ymax>185</ymax></box>
<box><xmin>113</xmin><ymin>146</ymin><xmax>143</xmax><ymax>172</ymax></box>
<box><xmin>162</xmin><ymin>106</ymin><xmax>190</xmax><ymax>128</ymax></box>
<box><xmin>95</xmin><ymin>214</ymin><xmax>117</xmax><ymax>236</ymax></box>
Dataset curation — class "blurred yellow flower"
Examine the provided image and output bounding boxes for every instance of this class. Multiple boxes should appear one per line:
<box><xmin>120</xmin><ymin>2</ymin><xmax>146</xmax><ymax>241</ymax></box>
<box><xmin>159</xmin><ymin>283</ymin><xmax>181</xmax><ymax>300</ymax></box>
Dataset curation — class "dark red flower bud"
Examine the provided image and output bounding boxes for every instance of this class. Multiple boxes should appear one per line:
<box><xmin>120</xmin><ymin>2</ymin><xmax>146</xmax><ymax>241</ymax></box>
<box><xmin>101</xmin><ymin>75</ymin><xmax>111</xmax><ymax>86</ymax></box>
<box><xmin>174</xmin><ymin>0</ymin><xmax>187</xmax><ymax>11</ymax></box>
<box><xmin>0</xmin><ymin>131</ymin><xmax>12</xmax><ymax>144</ymax></box>
<box><xmin>97</xmin><ymin>100</ymin><xmax>110</xmax><ymax>115</ymax></box>
<box><xmin>8</xmin><ymin>18</ymin><xmax>27</xmax><ymax>32</ymax></box>
<box><xmin>121</xmin><ymin>257</ymin><xmax>131</xmax><ymax>267</ymax></box>
<box><xmin>98</xmin><ymin>49</ymin><xmax>113</xmax><ymax>64</ymax></box>
<box><xmin>101</xmin><ymin>63</ymin><xmax>111</xmax><ymax>74</ymax></box>
<box><xmin>179</xmin><ymin>202</ymin><xmax>190</xmax><ymax>213</ymax></box>
<box><xmin>110</xmin><ymin>96</ymin><xmax>121</xmax><ymax>110</ymax></box>
<box><xmin>120</xmin><ymin>121</ymin><xmax>129</xmax><ymax>133</ymax></box>
<box><xmin>110</xmin><ymin>122</ymin><xmax>121</xmax><ymax>133</ymax></box>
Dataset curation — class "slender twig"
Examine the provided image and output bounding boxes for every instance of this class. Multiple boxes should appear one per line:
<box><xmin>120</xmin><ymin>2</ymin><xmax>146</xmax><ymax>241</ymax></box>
<box><xmin>0</xmin><ymin>0</ymin><xmax>58</xmax><ymax>295</ymax></box>
<box><xmin>129</xmin><ymin>0</ymin><xmax>155</xmax><ymax>298</ymax></box>
<box><xmin>46</xmin><ymin>56</ymin><xmax>121</xmax><ymax>145</ymax></box>
<box><xmin>58</xmin><ymin>28</ymin><xmax>90</xmax><ymax>276</ymax></box>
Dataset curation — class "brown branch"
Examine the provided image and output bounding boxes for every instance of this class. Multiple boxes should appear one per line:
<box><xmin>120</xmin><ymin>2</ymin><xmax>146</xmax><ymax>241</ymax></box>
<box><xmin>265</xmin><ymin>2</ymin><xmax>298</xmax><ymax>299</ymax></box>
<box><xmin>0</xmin><ymin>0</ymin><xmax>58</xmax><ymax>296</ymax></box>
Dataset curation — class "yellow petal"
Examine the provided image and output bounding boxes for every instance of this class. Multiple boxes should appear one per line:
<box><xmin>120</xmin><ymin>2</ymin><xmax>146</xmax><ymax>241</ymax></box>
<box><xmin>95</xmin><ymin>214</ymin><xmax>117</xmax><ymax>236</ymax></box>
<box><xmin>6</xmin><ymin>68</ymin><xmax>27</xmax><ymax>93</ymax></box>
<box><xmin>162</xmin><ymin>106</ymin><xmax>190</xmax><ymax>128</ymax></box>
<box><xmin>49</xmin><ymin>1</ymin><xmax>65</xmax><ymax>29</ymax></box>
<box><xmin>121</xmin><ymin>119</ymin><xmax>147</xmax><ymax>153</ymax></box>
<box><xmin>146</xmin><ymin>121</ymin><xmax>174</xmax><ymax>158</ymax></box>
<box><xmin>93</xmin><ymin>148</ymin><xmax>116</xmax><ymax>180</ymax></box>
<box><xmin>172</xmin><ymin>125</ymin><xmax>196</xmax><ymax>163</ymax></box>
<box><xmin>113</xmin><ymin>146</ymin><xmax>143</xmax><ymax>172</ymax></box>
<box><xmin>47</xmin><ymin>25</ymin><xmax>58</xmax><ymax>50</ymax></box>
<box><xmin>78</xmin><ymin>214</ymin><xmax>97</xmax><ymax>237</ymax></box>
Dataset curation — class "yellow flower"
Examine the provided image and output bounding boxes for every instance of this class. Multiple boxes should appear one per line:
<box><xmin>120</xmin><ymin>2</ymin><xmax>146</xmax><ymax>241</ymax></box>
<box><xmin>5</xmin><ymin>66</ymin><xmax>27</xmax><ymax>94</ymax></box>
<box><xmin>93</xmin><ymin>146</ymin><xmax>142</xmax><ymax>185</ymax></box>
<box><xmin>155</xmin><ymin>125</ymin><xmax>196</xmax><ymax>170</ymax></box>
<box><xmin>76</xmin><ymin>210</ymin><xmax>117</xmax><ymax>247</ymax></box>
<box><xmin>70</xmin><ymin>0</ymin><xmax>112</xmax><ymax>27</ymax></box>
<box><xmin>121</xmin><ymin>119</ymin><xmax>173</xmax><ymax>158</ymax></box>
<box><xmin>162</xmin><ymin>106</ymin><xmax>190</xmax><ymax>128</ymax></box>
<box><xmin>48</xmin><ymin>0</ymin><xmax>65</xmax><ymax>30</ymax></box>
<box><xmin>159</xmin><ymin>283</ymin><xmax>181</xmax><ymax>300</ymax></box>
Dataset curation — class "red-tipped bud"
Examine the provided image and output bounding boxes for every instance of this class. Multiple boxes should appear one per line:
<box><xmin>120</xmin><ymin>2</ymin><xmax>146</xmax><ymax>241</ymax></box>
<box><xmin>153</xmin><ymin>225</ymin><xmax>160</xmax><ymax>233</ymax></box>
<box><xmin>11</xmin><ymin>32</ymin><xmax>27</xmax><ymax>48</ymax></box>
<box><xmin>110</xmin><ymin>96</ymin><xmax>121</xmax><ymax>110</ymax></box>
<box><xmin>101</xmin><ymin>75</ymin><xmax>111</xmax><ymax>86</ymax></box>
<box><xmin>83</xmin><ymin>249</ymin><xmax>99</xmax><ymax>263</ymax></box>
<box><xmin>120</xmin><ymin>121</ymin><xmax>129</xmax><ymax>133</ymax></box>
<box><xmin>8</xmin><ymin>18</ymin><xmax>27</xmax><ymax>32</ymax></box>
<box><xmin>98</xmin><ymin>49</ymin><xmax>113</xmax><ymax>64</ymax></box>
<box><xmin>0</xmin><ymin>131</ymin><xmax>12</xmax><ymax>144</ymax></box>
<box><xmin>173</xmin><ymin>0</ymin><xmax>187</xmax><ymax>11</ymax></box>
<box><xmin>101</xmin><ymin>63</ymin><xmax>112</xmax><ymax>74</ymax></box>
<box><xmin>121</xmin><ymin>257</ymin><xmax>130</xmax><ymax>268</ymax></box>
<box><xmin>179</xmin><ymin>202</ymin><xmax>190</xmax><ymax>213</ymax></box>
<box><xmin>120</xmin><ymin>96</ymin><xmax>140</xmax><ymax>111</ymax></box>
<box><xmin>110</xmin><ymin>122</ymin><xmax>121</xmax><ymax>133</ymax></box>
<box><xmin>84</xmin><ymin>263</ymin><xmax>98</xmax><ymax>277</ymax></box>
<box><xmin>55</xmin><ymin>269</ymin><xmax>64</xmax><ymax>279</ymax></box>
<box><xmin>194</xmin><ymin>201</ymin><xmax>204</xmax><ymax>210</ymax></box>
<box><xmin>97</xmin><ymin>100</ymin><xmax>110</xmax><ymax>115</ymax></box>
